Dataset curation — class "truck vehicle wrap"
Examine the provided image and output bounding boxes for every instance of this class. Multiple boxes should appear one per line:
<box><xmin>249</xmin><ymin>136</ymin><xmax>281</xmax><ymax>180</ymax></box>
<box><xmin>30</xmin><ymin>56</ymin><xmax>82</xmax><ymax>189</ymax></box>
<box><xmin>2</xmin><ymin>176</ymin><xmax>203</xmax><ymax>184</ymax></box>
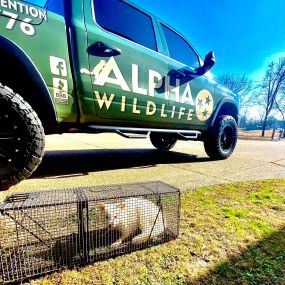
<box><xmin>0</xmin><ymin>0</ymin><xmax>239</xmax><ymax>190</ymax></box>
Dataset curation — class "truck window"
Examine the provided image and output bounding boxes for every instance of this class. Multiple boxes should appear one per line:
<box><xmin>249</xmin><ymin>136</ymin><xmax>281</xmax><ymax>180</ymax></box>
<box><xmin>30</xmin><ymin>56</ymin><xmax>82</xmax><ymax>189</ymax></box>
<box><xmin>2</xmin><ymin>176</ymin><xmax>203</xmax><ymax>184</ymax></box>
<box><xmin>161</xmin><ymin>24</ymin><xmax>200</xmax><ymax>69</ymax></box>
<box><xmin>93</xmin><ymin>0</ymin><xmax>157</xmax><ymax>51</ymax></box>
<box><xmin>25</xmin><ymin>0</ymin><xmax>48</xmax><ymax>7</ymax></box>
<box><xmin>47</xmin><ymin>0</ymin><xmax>64</xmax><ymax>15</ymax></box>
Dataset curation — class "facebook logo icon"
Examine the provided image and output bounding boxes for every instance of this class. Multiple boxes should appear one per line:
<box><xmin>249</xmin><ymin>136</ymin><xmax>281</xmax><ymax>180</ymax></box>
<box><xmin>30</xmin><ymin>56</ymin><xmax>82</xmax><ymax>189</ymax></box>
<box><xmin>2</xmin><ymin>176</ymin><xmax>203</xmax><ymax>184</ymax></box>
<box><xmin>50</xmin><ymin>56</ymin><xmax>67</xmax><ymax>77</ymax></box>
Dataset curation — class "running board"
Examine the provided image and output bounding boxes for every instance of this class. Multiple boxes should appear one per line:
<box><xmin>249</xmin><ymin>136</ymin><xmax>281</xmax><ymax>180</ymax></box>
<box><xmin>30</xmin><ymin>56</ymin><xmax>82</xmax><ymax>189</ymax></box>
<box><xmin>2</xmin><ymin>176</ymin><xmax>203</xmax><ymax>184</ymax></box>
<box><xmin>87</xmin><ymin>125</ymin><xmax>201</xmax><ymax>140</ymax></box>
<box><xmin>177</xmin><ymin>133</ymin><xmax>199</xmax><ymax>141</ymax></box>
<box><xmin>116</xmin><ymin>130</ymin><xmax>150</xmax><ymax>139</ymax></box>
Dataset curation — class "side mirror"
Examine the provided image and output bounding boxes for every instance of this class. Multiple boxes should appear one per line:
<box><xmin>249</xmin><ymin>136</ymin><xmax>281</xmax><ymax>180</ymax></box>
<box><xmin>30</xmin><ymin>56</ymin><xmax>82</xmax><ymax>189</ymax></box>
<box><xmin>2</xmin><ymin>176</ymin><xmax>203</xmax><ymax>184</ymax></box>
<box><xmin>204</xmin><ymin>51</ymin><xmax>215</xmax><ymax>70</ymax></box>
<box><xmin>196</xmin><ymin>51</ymin><xmax>215</xmax><ymax>75</ymax></box>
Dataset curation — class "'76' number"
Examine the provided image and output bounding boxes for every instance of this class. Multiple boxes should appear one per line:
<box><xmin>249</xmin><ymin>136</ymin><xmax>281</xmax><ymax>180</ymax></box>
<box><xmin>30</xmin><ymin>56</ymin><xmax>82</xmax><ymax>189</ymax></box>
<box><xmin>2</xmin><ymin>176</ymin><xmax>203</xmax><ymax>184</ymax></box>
<box><xmin>3</xmin><ymin>11</ymin><xmax>35</xmax><ymax>36</ymax></box>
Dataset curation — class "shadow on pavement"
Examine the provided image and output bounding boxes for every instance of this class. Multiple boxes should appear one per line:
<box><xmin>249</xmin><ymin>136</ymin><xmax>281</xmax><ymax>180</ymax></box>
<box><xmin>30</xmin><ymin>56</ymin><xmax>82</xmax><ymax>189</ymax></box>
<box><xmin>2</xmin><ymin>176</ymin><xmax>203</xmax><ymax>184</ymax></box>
<box><xmin>191</xmin><ymin>226</ymin><xmax>285</xmax><ymax>285</ymax></box>
<box><xmin>32</xmin><ymin>149</ymin><xmax>209</xmax><ymax>179</ymax></box>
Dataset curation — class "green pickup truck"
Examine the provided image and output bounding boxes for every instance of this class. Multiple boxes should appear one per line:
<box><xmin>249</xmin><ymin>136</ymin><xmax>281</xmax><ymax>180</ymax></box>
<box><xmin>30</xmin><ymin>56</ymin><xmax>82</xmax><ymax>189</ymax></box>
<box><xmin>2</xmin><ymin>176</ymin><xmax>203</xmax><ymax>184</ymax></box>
<box><xmin>0</xmin><ymin>0</ymin><xmax>239</xmax><ymax>190</ymax></box>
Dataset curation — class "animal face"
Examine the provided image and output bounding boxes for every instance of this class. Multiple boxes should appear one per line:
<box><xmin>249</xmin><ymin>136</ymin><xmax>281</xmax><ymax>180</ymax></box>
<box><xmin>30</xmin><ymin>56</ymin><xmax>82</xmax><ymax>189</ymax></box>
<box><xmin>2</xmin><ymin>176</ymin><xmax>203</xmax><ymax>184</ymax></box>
<box><xmin>99</xmin><ymin>201</ymin><xmax>125</xmax><ymax>228</ymax></box>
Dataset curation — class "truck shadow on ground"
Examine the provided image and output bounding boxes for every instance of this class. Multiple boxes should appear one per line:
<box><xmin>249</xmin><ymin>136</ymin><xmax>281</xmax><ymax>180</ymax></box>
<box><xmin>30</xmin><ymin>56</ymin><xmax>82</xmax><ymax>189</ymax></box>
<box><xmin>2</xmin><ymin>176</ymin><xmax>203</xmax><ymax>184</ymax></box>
<box><xmin>32</xmin><ymin>149</ymin><xmax>210</xmax><ymax>179</ymax></box>
<box><xmin>191</xmin><ymin>226</ymin><xmax>285</xmax><ymax>285</ymax></box>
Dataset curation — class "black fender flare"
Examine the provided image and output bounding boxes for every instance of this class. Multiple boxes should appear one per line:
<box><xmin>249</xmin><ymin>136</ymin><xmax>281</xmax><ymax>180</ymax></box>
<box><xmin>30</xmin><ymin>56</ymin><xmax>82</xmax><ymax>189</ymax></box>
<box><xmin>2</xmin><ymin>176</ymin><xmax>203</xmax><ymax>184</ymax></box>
<box><xmin>210</xmin><ymin>97</ymin><xmax>239</xmax><ymax>127</ymax></box>
<box><xmin>0</xmin><ymin>35</ymin><xmax>57</xmax><ymax>125</ymax></box>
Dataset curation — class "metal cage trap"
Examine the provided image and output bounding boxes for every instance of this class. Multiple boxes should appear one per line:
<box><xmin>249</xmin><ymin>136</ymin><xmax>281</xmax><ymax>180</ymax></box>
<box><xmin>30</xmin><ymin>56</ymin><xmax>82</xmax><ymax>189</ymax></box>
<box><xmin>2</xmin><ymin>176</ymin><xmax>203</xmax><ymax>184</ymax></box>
<box><xmin>0</xmin><ymin>181</ymin><xmax>180</xmax><ymax>284</ymax></box>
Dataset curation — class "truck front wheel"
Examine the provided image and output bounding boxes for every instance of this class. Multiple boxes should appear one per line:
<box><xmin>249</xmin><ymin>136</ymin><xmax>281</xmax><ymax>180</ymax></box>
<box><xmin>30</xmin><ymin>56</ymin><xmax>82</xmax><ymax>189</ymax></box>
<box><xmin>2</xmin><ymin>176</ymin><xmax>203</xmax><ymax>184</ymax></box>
<box><xmin>0</xmin><ymin>84</ymin><xmax>45</xmax><ymax>190</ymax></box>
<box><xmin>150</xmin><ymin>133</ymin><xmax>177</xmax><ymax>151</ymax></box>
<box><xmin>204</xmin><ymin>115</ymin><xmax>237</xmax><ymax>160</ymax></box>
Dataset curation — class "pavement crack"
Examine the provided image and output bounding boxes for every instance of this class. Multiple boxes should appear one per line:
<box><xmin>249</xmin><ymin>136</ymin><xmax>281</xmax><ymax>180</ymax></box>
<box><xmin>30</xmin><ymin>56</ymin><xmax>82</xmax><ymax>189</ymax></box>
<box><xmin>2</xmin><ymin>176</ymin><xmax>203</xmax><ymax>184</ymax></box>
<box><xmin>271</xmin><ymin>162</ymin><xmax>285</xmax><ymax>168</ymax></box>
<box><xmin>167</xmin><ymin>164</ymin><xmax>233</xmax><ymax>182</ymax></box>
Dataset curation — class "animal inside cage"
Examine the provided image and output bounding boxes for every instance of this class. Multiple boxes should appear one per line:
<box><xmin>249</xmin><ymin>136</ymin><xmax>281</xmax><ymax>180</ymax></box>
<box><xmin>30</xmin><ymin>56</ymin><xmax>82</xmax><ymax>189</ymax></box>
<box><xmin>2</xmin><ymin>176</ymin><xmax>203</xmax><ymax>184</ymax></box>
<box><xmin>0</xmin><ymin>181</ymin><xmax>180</xmax><ymax>284</ymax></box>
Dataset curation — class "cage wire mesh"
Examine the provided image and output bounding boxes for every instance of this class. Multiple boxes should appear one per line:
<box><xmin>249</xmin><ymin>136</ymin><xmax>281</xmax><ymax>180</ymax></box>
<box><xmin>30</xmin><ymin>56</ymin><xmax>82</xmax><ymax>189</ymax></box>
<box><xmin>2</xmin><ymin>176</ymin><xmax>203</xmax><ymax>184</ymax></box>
<box><xmin>0</xmin><ymin>181</ymin><xmax>180</xmax><ymax>284</ymax></box>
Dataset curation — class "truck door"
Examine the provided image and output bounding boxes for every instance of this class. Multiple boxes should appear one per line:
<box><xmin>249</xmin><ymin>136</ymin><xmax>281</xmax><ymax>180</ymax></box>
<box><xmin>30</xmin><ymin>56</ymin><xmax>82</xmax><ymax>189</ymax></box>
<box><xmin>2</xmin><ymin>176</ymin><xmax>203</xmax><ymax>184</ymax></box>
<box><xmin>81</xmin><ymin>0</ymin><xmax>170</xmax><ymax>126</ymax></box>
<box><xmin>159</xmin><ymin>23</ymin><xmax>217</xmax><ymax>129</ymax></box>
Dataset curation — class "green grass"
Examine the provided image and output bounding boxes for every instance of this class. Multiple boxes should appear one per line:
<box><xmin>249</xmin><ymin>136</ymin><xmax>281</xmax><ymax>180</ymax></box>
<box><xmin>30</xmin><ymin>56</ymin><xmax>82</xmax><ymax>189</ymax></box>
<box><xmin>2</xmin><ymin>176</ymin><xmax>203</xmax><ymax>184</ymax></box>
<box><xmin>221</xmin><ymin>207</ymin><xmax>249</xmax><ymax>218</ymax></box>
<box><xmin>16</xmin><ymin>178</ymin><xmax>285</xmax><ymax>284</ymax></box>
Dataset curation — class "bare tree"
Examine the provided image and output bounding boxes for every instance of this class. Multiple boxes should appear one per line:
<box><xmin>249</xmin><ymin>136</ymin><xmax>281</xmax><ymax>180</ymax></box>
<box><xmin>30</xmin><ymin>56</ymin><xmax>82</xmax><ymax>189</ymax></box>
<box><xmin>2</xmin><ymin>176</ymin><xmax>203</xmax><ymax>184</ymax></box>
<box><xmin>260</xmin><ymin>57</ymin><xmax>285</xmax><ymax>136</ymax></box>
<box><xmin>218</xmin><ymin>73</ymin><xmax>255</xmax><ymax>110</ymax></box>
<box><xmin>275</xmin><ymin>95</ymin><xmax>285</xmax><ymax>135</ymax></box>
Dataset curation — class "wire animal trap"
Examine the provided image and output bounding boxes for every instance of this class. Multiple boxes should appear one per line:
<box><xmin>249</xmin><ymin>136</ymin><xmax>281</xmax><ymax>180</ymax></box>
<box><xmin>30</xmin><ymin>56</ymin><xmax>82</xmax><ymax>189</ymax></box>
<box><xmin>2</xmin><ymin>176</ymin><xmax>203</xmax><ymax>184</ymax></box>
<box><xmin>0</xmin><ymin>181</ymin><xmax>180</xmax><ymax>284</ymax></box>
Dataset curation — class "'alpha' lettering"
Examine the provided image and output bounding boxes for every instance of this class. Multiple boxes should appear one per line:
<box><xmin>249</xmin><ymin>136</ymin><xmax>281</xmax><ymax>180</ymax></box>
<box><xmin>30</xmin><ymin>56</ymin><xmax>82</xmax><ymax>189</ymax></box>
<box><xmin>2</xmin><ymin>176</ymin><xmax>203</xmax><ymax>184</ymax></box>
<box><xmin>94</xmin><ymin>57</ymin><xmax>131</xmax><ymax>92</ymax></box>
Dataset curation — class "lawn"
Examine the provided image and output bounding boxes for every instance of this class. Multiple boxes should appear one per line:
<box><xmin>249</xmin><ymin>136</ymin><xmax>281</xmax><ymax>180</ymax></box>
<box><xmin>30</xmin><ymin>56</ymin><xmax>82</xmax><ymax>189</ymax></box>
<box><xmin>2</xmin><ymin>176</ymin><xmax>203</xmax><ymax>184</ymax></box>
<box><xmin>13</xmin><ymin>179</ymin><xmax>285</xmax><ymax>284</ymax></box>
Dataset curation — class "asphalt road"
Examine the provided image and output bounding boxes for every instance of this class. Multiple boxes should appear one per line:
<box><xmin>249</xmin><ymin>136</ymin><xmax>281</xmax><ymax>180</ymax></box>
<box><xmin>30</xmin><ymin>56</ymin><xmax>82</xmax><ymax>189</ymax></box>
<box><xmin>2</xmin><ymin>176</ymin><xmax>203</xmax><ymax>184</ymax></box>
<box><xmin>4</xmin><ymin>133</ymin><xmax>284</xmax><ymax>194</ymax></box>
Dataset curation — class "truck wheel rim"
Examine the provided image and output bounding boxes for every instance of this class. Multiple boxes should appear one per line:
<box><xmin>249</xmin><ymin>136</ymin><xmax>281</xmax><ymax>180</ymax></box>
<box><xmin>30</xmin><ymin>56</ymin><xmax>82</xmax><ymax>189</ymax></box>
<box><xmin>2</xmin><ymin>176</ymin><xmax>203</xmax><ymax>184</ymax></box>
<box><xmin>220</xmin><ymin>126</ymin><xmax>234</xmax><ymax>151</ymax></box>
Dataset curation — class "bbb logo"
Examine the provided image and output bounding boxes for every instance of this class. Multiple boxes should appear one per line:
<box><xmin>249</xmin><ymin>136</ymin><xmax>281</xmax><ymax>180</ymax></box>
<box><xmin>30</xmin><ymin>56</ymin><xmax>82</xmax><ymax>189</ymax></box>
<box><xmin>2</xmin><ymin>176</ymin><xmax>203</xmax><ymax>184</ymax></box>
<box><xmin>49</xmin><ymin>56</ymin><xmax>67</xmax><ymax>77</ymax></box>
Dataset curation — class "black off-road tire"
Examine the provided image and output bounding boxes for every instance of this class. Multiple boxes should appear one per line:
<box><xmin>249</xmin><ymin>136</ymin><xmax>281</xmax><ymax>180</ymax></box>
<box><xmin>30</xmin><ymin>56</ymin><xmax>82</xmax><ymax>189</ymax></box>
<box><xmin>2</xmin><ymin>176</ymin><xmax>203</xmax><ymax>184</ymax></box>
<box><xmin>150</xmin><ymin>133</ymin><xmax>177</xmax><ymax>151</ymax></box>
<box><xmin>0</xmin><ymin>84</ymin><xmax>45</xmax><ymax>190</ymax></box>
<box><xmin>204</xmin><ymin>115</ymin><xmax>237</xmax><ymax>160</ymax></box>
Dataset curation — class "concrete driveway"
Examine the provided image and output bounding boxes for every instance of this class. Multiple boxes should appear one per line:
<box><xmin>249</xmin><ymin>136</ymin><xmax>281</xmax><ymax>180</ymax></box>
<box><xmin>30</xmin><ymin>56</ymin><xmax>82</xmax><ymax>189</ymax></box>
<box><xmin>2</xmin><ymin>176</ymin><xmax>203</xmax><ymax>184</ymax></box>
<box><xmin>6</xmin><ymin>133</ymin><xmax>284</xmax><ymax>193</ymax></box>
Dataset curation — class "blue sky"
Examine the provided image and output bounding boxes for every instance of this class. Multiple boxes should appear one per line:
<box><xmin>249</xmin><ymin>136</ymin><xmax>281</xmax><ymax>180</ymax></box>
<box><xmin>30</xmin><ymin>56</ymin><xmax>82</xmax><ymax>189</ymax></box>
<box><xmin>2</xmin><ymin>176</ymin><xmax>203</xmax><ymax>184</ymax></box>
<box><xmin>132</xmin><ymin>0</ymin><xmax>285</xmax><ymax>82</ymax></box>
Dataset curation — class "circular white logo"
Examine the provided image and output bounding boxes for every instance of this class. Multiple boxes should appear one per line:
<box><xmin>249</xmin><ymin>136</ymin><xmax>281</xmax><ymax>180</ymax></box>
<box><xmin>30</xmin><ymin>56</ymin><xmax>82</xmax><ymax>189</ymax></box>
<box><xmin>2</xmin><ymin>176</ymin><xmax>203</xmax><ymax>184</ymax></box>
<box><xmin>195</xmin><ymin>90</ymin><xmax>214</xmax><ymax>121</ymax></box>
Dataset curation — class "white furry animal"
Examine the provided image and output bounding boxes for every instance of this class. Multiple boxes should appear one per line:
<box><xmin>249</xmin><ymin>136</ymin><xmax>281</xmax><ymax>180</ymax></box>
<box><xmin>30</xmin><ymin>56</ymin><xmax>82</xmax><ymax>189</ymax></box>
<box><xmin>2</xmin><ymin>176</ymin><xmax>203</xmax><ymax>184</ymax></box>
<box><xmin>99</xmin><ymin>198</ymin><xmax>165</xmax><ymax>248</ymax></box>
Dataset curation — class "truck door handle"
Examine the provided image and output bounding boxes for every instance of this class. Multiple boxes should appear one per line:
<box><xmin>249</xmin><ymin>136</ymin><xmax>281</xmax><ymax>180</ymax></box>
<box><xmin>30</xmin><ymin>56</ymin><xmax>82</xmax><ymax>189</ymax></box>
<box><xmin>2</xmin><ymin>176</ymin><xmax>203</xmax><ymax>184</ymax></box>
<box><xmin>169</xmin><ymin>69</ymin><xmax>186</xmax><ymax>79</ymax></box>
<box><xmin>87</xmin><ymin>41</ymin><xmax>121</xmax><ymax>57</ymax></box>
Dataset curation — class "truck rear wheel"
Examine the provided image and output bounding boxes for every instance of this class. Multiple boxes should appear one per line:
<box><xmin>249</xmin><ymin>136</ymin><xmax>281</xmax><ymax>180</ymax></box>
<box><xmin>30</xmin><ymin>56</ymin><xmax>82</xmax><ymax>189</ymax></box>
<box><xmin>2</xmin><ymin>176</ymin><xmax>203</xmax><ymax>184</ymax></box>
<box><xmin>0</xmin><ymin>84</ymin><xmax>45</xmax><ymax>190</ymax></box>
<box><xmin>150</xmin><ymin>133</ymin><xmax>177</xmax><ymax>151</ymax></box>
<box><xmin>204</xmin><ymin>115</ymin><xmax>237</xmax><ymax>160</ymax></box>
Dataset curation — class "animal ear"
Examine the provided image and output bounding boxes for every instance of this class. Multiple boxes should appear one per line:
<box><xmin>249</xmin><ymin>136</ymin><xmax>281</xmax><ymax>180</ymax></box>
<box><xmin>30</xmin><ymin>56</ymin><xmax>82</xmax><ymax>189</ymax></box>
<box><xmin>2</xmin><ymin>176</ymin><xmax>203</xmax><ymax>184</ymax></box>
<box><xmin>118</xmin><ymin>201</ymin><xmax>125</xmax><ymax>209</ymax></box>
<box><xmin>98</xmin><ymin>202</ymin><xmax>105</xmax><ymax>212</ymax></box>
